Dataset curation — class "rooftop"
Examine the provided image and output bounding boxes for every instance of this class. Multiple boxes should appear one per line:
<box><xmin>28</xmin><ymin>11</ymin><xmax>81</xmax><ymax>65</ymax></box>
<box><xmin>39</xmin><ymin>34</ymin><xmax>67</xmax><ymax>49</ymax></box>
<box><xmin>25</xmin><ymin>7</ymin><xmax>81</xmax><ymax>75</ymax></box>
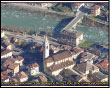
<box><xmin>28</xmin><ymin>62</ymin><xmax>39</xmax><ymax>68</ymax></box>
<box><xmin>52</xmin><ymin>50</ymin><xmax>72</xmax><ymax>62</ymax></box>
<box><xmin>8</xmin><ymin>63</ymin><xmax>19</xmax><ymax>70</ymax></box>
<box><xmin>48</xmin><ymin>60</ymin><xmax>75</xmax><ymax>72</ymax></box>
<box><xmin>1</xmin><ymin>49</ymin><xmax>12</xmax><ymax>56</ymax></box>
<box><xmin>96</xmin><ymin>59</ymin><xmax>108</xmax><ymax>69</ymax></box>
<box><xmin>91</xmin><ymin>5</ymin><xmax>100</xmax><ymax>10</ymax></box>
<box><xmin>16</xmin><ymin>71</ymin><xmax>28</xmax><ymax>79</ymax></box>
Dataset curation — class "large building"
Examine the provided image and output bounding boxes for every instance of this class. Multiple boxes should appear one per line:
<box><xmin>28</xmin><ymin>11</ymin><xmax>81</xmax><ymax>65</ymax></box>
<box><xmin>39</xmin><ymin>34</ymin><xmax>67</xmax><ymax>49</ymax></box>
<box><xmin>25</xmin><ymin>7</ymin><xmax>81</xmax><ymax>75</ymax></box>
<box><xmin>57</xmin><ymin>30</ymin><xmax>84</xmax><ymax>46</ymax></box>
<box><xmin>43</xmin><ymin>36</ymin><xmax>77</xmax><ymax>76</ymax></box>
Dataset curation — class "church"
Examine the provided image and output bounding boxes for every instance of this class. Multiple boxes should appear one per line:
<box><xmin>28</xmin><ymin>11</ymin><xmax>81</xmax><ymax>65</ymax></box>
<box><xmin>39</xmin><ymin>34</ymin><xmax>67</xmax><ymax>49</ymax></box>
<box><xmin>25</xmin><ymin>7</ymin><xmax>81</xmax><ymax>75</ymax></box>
<box><xmin>43</xmin><ymin>36</ymin><xmax>83</xmax><ymax>76</ymax></box>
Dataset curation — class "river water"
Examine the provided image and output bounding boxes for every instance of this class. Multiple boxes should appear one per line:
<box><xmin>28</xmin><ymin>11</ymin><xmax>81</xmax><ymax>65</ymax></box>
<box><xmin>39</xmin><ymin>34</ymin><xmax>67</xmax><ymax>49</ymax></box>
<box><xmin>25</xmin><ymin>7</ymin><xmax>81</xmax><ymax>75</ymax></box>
<box><xmin>1</xmin><ymin>7</ymin><xmax>108</xmax><ymax>44</ymax></box>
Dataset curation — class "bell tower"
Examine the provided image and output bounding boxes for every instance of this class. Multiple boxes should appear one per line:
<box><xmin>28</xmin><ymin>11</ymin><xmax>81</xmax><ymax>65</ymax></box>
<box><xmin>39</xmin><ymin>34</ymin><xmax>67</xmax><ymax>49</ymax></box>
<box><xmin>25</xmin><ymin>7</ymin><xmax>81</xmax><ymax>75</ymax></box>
<box><xmin>43</xmin><ymin>35</ymin><xmax>49</xmax><ymax>59</ymax></box>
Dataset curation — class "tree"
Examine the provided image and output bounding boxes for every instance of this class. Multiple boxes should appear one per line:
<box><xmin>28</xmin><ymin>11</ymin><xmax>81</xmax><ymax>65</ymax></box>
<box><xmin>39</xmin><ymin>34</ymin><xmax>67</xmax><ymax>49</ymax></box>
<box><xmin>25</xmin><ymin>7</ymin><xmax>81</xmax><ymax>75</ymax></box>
<box><xmin>17</xmin><ymin>39</ymin><xmax>22</xmax><ymax>46</ymax></box>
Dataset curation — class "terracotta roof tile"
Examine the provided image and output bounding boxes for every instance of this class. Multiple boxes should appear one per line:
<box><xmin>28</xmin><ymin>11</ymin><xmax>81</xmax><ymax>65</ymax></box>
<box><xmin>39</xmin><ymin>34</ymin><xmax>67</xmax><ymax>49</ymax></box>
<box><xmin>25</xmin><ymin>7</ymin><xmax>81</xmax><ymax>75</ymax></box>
<box><xmin>8</xmin><ymin>63</ymin><xmax>19</xmax><ymax>70</ymax></box>
<box><xmin>1</xmin><ymin>49</ymin><xmax>12</xmax><ymax>56</ymax></box>
<box><xmin>16</xmin><ymin>71</ymin><xmax>28</xmax><ymax>79</ymax></box>
<box><xmin>28</xmin><ymin>62</ymin><xmax>39</xmax><ymax>68</ymax></box>
<box><xmin>52</xmin><ymin>50</ymin><xmax>72</xmax><ymax>62</ymax></box>
<box><xmin>91</xmin><ymin>5</ymin><xmax>100</xmax><ymax>10</ymax></box>
<box><xmin>48</xmin><ymin>60</ymin><xmax>75</xmax><ymax>72</ymax></box>
<box><xmin>96</xmin><ymin>59</ymin><xmax>108</xmax><ymax>69</ymax></box>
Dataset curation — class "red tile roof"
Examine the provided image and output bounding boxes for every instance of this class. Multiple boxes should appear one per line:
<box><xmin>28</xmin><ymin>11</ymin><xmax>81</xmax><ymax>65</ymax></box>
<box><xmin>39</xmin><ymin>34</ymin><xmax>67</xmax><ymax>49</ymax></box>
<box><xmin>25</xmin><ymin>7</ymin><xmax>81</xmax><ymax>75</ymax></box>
<box><xmin>52</xmin><ymin>51</ymin><xmax>72</xmax><ymax>62</ymax></box>
<box><xmin>91</xmin><ymin>5</ymin><xmax>100</xmax><ymax>10</ymax></box>
<box><xmin>15</xmin><ymin>56</ymin><xmax>24</xmax><ymax>61</ymax></box>
<box><xmin>38</xmin><ymin>75</ymin><xmax>47</xmax><ymax>82</ymax></box>
<box><xmin>1</xmin><ymin>49</ymin><xmax>12</xmax><ymax>56</ymax></box>
<box><xmin>28</xmin><ymin>62</ymin><xmax>39</xmax><ymax>68</ymax></box>
<box><xmin>16</xmin><ymin>71</ymin><xmax>28</xmax><ymax>79</ymax></box>
<box><xmin>96</xmin><ymin>59</ymin><xmax>108</xmax><ymax>69</ymax></box>
<box><xmin>44</xmin><ymin>57</ymin><xmax>54</xmax><ymax>63</ymax></box>
<box><xmin>8</xmin><ymin>63</ymin><xmax>19</xmax><ymax>70</ymax></box>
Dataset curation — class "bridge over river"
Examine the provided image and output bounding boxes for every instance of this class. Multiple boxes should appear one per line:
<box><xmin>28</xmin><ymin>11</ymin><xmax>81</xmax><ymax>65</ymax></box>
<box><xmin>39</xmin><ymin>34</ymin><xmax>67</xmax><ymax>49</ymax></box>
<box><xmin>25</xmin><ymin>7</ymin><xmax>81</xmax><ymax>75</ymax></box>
<box><xmin>61</xmin><ymin>3</ymin><xmax>93</xmax><ymax>33</ymax></box>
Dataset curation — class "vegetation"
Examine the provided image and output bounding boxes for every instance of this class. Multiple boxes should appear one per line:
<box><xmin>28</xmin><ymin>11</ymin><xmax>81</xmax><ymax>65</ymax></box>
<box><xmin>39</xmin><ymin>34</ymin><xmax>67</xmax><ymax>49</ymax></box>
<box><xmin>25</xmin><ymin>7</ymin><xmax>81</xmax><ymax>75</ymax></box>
<box><xmin>88</xmin><ymin>16</ymin><xmax>105</xmax><ymax>23</ymax></box>
<box><xmin>79</xmin><ymin>41</ymin><xmax>94</xmax><ymax>48</ymax></box>
<box><xmin>17</xmin><ymin>39</ymin><xmax>22</xmax><ymax>46</ymax></box>
<box><xmin>52</xmin><ymin>3</ymin><xmax>72</xmax><ymax>13</ymax></box>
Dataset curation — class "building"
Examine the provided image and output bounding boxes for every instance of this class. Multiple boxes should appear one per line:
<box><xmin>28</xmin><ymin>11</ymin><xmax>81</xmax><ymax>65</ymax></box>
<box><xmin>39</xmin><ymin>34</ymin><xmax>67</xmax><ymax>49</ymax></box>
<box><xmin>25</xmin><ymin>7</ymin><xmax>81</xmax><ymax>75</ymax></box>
<box><xmin>28</xmin><ymin>62</ymin><xmax>39</xmax><ymax>76</ymax></box>
<box><xmin>16</xmin><ymin>71</ymin><xmax>28</xmax><ymax>82</ymax></box>
<box><xmin>2</xmin><ymin>41</ymin><xmax>12</xmax><ymax>50</ymax></box>
<box><xmin>1</xmin><ymin>30</ymin><xmax>5</xmax><ymax>38</ymax></box>
<box><xmin>15</xmin><ymin>56</ymin><xmax>24</xmax><ymax>66</ymax></box>
<box><xmin>38</xmin><ymin>75</ymin><xmax>47</xmax><ymax>82</ymax></box>
<box><xmin>8</xmin><ymin>63</ymin><xmax>19</xmax><ymax>76</ymax></box>
<box><xmin>43</xmin><ymin>36</ymin><xmax>49</xmax><ymax>59</ymax></box>
<box><xmin>74</xmin><ymin>61</ymin><xmax>99</xmax><ymax>76</ymax></box>
<box><xmin>90</xmin><ymin>5</ymin><xmax>101</xmax><ymax>16</ymax></box>
<box><xmin>71</xmin><ymin>47</ymin><xmax>84</xmax><ymax>59</ymax></box>
<box><xmin>96</xmin><ymin>59</ymin><xmax>108</xmax><ymax>70</ymax></box>
<box><xmin>58</xmin><ymin>30</ymin><xmax>84</xmax><ymax>46</ymax></box>
<box><xmin>44</xmin><ymin>50</ymin><xmax>76</xmax><ymax>76</ymax></box>
<box><xmin>1</xmin><ymin>73</ymin><xmax>10</xmax><ymax>82</ymax></box>
<box><xmin>80</xmin><ymin>52</ymin><xmax>98</xmax><ymax>63</ymax></box>
<box><xmin>92</xmin><ymin>72</ymin><xmax>108</xmax><ymax>82</ymax></box>
<box><xmin>3</xmin><ymin>56</ymin><xmax>24</xmax><ymax>67</ymax></box>
<box><xmin>1</xmin><ymin>49</ymin><xmax>13</xmax><ymax>59</ymax></box>
<box><xmin>72</xmin><ymin>2</ymin><xmax>85</xmax><ymax>12</ymax></box>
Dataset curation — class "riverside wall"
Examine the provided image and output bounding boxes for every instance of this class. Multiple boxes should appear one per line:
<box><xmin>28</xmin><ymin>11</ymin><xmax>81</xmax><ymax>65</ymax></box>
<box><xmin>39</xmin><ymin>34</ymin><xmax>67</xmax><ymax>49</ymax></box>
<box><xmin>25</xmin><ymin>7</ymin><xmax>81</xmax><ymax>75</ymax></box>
<box><xmin>1</xmin><ymin>3</ymin><xmax>74</xmax><ymax>18</ymax></box>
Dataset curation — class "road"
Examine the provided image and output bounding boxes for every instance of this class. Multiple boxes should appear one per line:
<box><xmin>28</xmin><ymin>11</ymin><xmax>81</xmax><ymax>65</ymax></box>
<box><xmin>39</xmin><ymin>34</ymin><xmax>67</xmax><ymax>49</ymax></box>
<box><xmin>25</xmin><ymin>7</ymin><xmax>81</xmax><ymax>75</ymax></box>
<box><xmin>5</xmin><ymin>31</ymin><xmax>60</xmax><ymax>46</ymax></box>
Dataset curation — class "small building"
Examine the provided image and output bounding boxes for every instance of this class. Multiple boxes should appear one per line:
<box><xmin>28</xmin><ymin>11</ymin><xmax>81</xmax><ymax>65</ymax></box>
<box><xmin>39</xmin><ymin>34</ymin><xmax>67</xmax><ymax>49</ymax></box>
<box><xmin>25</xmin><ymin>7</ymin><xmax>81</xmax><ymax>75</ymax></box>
<box><xmin>74</xmin><ymin>61</ymin><xmax>99</xmax><ymax>76</ymax></box>
<box><xmin>8</xmin><ymin>63</ymin><xmax>20</xmax><ymax>76</ymax></box>
<box><xmin>1</xmin><ymin>49</ymin><xmax>13</xmax><ymax>59</ymax></box>
<box><xmin>96</xmin><ymin>59</ymin><xmax>108</xmax><ymax>70</ymax></box>
<box><xmin>28</xmin><ymin>62</ymin><xmax>39</xmax><ymax>76</ymax></box>
<box><xmin>80</xmin><ymin>52</ymin><xmax>98</xmax><ymax>63</ymax></box>
<box><xmin>1</xmin><ymin>73</ymin><xmax>10</xmax><ymax>82</ymax></box>
<box><xmin>1</xmin><ymin>30</ymin><xmax>5</xmax><ymax>38</ymax></box>
<box><xmin>15</xmin><ymin>56</ymin><xmax>24</xmax><ymax>66</ymax></box>
<box><xmin>71</xmin><ymin>47</ymin><xmax>84</xmax><ymax>59</ymax></box>
<box><xmin>38</xmin><ymin>75</ymin><xmax>47</xmax><ymax>82</ymax></box>
<box><xmin>16</xmin><ymin>71</ymin><xmax>28</xmax><ymax>82</ymax></box>
<box><xmin>90</xmin><ymin>5</ymin><xmax>101</xmax><ymax>16</ymax></box>
<box><xmin>2</xmin><ymin>41</ymin><xmax>12</xmax><ymax>50</ymax></box>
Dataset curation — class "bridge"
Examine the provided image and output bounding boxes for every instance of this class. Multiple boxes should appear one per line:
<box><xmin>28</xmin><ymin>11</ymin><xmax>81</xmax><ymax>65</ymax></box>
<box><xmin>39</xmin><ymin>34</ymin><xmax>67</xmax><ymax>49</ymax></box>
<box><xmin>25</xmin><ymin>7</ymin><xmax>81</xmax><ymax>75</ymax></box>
<box><xmin>61</xmin><ymin>11</ymin><xmax>86</xmax><ymax>32</ymax></box>
<box><xmin>61</xmin><ymin>3</ymin><xmax>90</xmax><ymax>32</ymax></box>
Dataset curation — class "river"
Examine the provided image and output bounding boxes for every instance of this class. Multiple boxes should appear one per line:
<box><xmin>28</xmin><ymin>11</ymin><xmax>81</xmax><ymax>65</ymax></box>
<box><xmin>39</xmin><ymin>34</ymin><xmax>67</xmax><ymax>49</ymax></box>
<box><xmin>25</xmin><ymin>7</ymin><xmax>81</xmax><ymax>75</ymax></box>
<box><xmin>1</xmin><ymin>7</ymin><xmax>108</xmax><ymax>44</ymax></box>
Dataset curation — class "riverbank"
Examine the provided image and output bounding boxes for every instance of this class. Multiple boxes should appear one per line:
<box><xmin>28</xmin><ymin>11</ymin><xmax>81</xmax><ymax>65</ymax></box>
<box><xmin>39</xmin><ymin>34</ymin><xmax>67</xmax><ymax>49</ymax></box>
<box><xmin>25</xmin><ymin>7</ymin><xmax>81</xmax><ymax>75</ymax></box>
<box><xmin>1</xmin><ymin>3</ymin><xmax>74</xmax><ymax>18</ymax></box>
<box><xmin>82</xmin><ymin>16</ymin><xmax>108</xmax><ymax>31</ymax></box>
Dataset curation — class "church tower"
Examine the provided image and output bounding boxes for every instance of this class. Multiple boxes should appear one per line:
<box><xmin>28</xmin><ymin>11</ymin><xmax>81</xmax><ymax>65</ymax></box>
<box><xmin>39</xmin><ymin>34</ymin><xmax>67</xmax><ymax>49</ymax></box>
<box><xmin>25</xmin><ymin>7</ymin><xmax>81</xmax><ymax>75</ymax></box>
<box><xmin>43</xmin><ymin>35</ymin><xmax>49</xmax><ymax>59</ymax></box>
